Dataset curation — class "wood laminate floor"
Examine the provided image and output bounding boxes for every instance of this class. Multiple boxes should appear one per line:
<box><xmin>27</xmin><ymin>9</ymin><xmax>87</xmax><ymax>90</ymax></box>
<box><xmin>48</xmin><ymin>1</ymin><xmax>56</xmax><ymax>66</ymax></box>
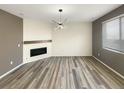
<box><xmin>0</xmin><ymin>56</ymin><xmax>124</xmax><ymax>89</ymax></box>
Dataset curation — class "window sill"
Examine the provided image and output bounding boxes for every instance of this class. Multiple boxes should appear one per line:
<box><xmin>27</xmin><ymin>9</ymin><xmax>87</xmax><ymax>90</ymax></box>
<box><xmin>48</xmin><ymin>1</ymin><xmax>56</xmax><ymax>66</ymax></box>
<box><xmin>103</xmin><ymin>48</ymin><xmax>124</xmax><ymax>55</ymax></box>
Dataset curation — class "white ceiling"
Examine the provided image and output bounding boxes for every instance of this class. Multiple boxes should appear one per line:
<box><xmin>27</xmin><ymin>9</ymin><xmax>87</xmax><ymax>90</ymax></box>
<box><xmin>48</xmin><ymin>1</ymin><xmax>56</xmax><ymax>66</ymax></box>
<box><xmin>0</xmin><ymin>4</ymin><xmax>121</xmax><ymax>22</ymax></box>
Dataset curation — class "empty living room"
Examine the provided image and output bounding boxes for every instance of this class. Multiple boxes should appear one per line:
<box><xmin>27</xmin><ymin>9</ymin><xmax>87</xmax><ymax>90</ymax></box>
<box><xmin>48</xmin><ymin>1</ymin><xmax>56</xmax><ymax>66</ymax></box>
<box><xmin>0</xmin><ymin>1</ymin><xmax>124</xmax><ymax>92</ymax></box>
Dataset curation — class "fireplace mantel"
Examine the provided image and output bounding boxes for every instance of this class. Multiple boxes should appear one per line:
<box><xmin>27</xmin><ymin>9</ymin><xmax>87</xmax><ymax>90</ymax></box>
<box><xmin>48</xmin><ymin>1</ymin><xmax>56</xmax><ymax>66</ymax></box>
<box><xmin>23</xmin><ymin>40</ymin><xmax>52</xmax><ymax>44</ymax></box>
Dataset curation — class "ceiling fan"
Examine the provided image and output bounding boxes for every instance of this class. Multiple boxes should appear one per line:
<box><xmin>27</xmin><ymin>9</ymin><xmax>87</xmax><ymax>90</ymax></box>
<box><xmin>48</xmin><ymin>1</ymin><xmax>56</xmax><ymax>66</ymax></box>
<box><xmin>52</xmin><ymin>9</ymin><xmax>67</xmax><ymax>30</ymax></box>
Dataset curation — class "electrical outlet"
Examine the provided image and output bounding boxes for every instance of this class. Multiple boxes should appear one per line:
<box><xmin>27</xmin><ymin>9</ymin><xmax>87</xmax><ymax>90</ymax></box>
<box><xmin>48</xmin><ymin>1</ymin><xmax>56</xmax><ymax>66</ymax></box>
<box><xmin>98</xmin><ymin>53</ymin><xmax>100</xmax><ymax>56</ymax></box>
<box><xmin>10</xmin><ymin>61</ymin><xmax>13</xmax><ymax>65</ymax></box>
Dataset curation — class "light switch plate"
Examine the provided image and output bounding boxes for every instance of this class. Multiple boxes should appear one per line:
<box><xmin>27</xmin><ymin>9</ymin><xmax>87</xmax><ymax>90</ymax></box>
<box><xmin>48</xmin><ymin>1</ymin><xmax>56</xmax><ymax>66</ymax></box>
<box><xmin>17</xmin><ymin>44</ymin><xmax>21</xmax><ymax>47</ymax></box>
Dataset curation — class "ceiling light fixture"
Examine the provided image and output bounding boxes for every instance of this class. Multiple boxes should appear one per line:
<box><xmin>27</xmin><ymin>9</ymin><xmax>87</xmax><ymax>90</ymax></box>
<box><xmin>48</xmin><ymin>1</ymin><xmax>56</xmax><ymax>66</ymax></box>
<box><xmin>52</xmin><ymin>9</ymin><xmax>67</xmax><ymax>30</ymax></box>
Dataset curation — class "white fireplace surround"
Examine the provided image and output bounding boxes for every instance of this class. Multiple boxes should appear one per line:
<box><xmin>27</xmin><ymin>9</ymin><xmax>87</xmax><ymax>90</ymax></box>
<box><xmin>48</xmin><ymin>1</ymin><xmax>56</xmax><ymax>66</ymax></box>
<box><xmin>23</xmin><ymin>19</ymin><xmax>52</xmax><ymax>63</ymax></box>
<box><xmin>23</xmin><ymin>43</ymin><xmax>51</xmax><ymax>63</ymax></box>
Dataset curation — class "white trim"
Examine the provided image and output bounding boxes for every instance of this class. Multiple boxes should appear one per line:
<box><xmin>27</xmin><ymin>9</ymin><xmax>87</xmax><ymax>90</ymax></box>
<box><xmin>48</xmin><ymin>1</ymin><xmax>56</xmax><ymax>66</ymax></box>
<box><xmin>0</xmin><ymin>63</ymin><xmax>25</xmax><ymax>79</ymax></box>
<box><xmin>1</xmin><ymin>56</ymin><xmax>124</xmax><ymax>80</ymax></box>
<box><xmin>93</xmin><ymin>56</ymin><xmax>124</xmax><ymax>80</ymax></box>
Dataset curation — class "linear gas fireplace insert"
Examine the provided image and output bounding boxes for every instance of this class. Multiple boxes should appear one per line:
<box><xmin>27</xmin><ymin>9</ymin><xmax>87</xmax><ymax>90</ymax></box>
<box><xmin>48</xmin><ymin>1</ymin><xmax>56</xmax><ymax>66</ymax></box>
<box><xmin>30</xmin><ymin>47</ymin><xmax>47</xmax><ymax>57</ymax></box>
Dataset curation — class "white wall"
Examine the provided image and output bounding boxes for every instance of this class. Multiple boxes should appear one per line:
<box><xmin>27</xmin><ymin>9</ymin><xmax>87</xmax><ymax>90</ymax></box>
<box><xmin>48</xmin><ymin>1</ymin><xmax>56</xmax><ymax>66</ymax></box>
<box><xmin>52</xmin><ymin>22</ymin><xmax>92</xmax><ymax>56</ymax></box>
<box><xmin>23</xmin><ymin>19</ymin><xmax>52</xmax><ymax>63</ymax></box>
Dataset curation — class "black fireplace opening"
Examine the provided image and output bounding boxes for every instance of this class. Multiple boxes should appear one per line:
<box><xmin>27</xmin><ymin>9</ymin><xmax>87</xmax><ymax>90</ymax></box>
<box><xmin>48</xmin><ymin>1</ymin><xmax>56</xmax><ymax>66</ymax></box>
<box><xmin>30</xmin><ymin>47</ymin><xmax>47</xmax><ymax>57</ymax></box>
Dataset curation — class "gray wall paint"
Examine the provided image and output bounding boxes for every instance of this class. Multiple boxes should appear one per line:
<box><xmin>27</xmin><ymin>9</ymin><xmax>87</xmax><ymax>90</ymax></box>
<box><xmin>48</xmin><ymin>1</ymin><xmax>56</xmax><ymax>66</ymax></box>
<box><xmin>93</xmin><ymin>5</ymin><xmax>124</xmax><ymax>76</ymax></box>
<box><xmin>0</xmin><ymin>9</ymin><xmax>23</xmax><ymax>76</ymax></box>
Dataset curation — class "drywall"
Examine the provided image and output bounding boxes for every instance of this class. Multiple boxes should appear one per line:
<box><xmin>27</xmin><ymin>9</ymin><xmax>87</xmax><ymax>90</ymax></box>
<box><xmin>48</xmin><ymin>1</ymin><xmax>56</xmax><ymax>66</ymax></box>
<box><xmin>92</xmin><ymin>5</ymin><xmax>124</xmax><ymax>76</ymax></box>
<box><xmin>52</xmin><ymin>22</ymin><xmax>92</xmax><ymax>56</ymax></box>
<box><xmin>0</xmin><ymin>9</ymin><xmax>23</xmax><ymax>76</ymax></box>
<box><xmin>23</xmin><ymin>19</ymin><xmax>52</xmax><ymax>63</ymax></box>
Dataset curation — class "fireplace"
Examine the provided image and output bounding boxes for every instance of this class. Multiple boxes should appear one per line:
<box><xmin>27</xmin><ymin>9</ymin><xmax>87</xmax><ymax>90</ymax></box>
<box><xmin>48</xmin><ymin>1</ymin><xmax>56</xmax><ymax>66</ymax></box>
<box><xmin>30</xmin><ymin>47</ymin><xmax>47</xmax><ymax>57</ymax></box>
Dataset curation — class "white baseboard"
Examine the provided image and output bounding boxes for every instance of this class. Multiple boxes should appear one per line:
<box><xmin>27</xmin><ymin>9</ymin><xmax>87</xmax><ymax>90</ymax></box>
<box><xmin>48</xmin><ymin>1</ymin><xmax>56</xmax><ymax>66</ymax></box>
<box><xmin>0</xmin><ymin>56</ymin><xmax>50</xmax><ymax>79</ymax></box>
<box><xmin>1</xmin><ymin>56</ymin><xmax>124</xmax><ymax>80</ymax></box>
<box><xmin>93</xmin><ymin>56</ymin><xmax>124</xmax><ymax>80</ymax></box>
<box><xmin>0</xmin><ymin>63</ymin><xmax>25</xmax><ymax>79</ymax></box>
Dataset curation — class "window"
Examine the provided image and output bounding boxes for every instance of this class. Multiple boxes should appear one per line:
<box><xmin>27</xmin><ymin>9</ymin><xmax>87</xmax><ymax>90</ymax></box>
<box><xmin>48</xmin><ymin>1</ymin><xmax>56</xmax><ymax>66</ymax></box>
<box><xmin>103</xmin><ymin>16</ymin><xmax>124</xmax><ymax>53</ymax></box>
